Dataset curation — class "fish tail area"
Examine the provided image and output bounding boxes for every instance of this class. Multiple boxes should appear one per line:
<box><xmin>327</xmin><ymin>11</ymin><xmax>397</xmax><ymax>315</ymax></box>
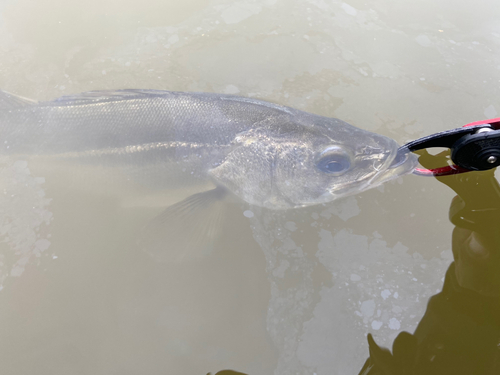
<box><xmin>138</xmin><ymin>186</ymin><xmax>228</xmax><ymax>263</ymax></box>
<box><xmin>0</xmin><ymin>90</ymin><xmax>40</xmax><ymax>154</ymax></box>
<box><xmin>0</xmin><ymin>90</ymin><xmax>37</xmax><ymax>110</ymax></box>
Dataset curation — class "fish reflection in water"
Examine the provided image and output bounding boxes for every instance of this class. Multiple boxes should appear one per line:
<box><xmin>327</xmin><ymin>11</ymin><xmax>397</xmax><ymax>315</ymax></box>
<box><xmin>360</xmin><ymin>151</ymin><xmax>500</xmax><ymax>375</ymax></box>
<box><xmin>0</xmin><ymin>89</ymin><xmax>417</xmax><ymax>261</ymax></box>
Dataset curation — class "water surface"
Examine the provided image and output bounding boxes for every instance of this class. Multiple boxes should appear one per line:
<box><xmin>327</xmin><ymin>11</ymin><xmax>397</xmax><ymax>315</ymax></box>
<box><xmin>0</xmin><ymin>0</ymin><xmax>499</xmax><ymax>374</ymax></box>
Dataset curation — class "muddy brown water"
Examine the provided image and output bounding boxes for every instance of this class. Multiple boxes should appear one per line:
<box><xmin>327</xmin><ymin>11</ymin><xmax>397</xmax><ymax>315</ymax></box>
<box><xmin>1</xmin><ymin>1</ymin><xmax>499</xmax><ymax>374</ymax></box>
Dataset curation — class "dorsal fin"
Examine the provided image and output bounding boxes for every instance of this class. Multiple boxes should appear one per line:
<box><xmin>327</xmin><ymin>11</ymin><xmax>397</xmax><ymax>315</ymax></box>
<box><xmin>0</xmin><ymin>90</ymin><xmax>37</xmax><ymax>110</ymax></box>
<box><xmin>51</xmin><ymin>89</ymin><xmax>175</xmax><ymax>105</ymax></box>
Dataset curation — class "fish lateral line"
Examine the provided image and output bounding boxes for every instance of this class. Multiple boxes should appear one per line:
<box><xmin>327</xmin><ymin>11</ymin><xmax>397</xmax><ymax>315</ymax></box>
<box><xmin>49</xmin><ymin>141</ymin><xmax>219</xmax><ymax>159</ymax></box>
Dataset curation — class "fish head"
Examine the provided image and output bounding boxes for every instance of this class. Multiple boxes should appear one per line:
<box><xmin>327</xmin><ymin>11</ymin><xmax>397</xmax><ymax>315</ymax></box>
<box><xmin>211</xmin><ymin>114</ymin><xmax>418</xmax><ymax>209</ymax></box>
<box><xmin>272</xmin><ymin>115</ymin><xmax>418</xmax><ymax>208</ymax></box>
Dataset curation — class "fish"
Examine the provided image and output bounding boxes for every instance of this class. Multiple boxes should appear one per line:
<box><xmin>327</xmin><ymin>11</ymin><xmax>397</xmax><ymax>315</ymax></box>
<box><xmin>0</xmin><ymin>89</ymin><xmax>417</xmax><ymax>261</ymax></box>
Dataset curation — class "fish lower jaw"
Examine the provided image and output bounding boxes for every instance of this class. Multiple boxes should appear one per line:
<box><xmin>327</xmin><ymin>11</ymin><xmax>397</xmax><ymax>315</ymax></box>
<box><xmin>368</xmin><ymin>156</ymin><xmax>418</xmax><ymax>186</ymax></box>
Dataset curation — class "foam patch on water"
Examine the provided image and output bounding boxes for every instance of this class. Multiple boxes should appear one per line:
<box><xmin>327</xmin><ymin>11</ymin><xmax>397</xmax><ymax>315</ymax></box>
<box><xmin>248</xmin><ymin>202</ymin><xmax>452</xmax><ymax>374</ymax></box>
<box><xmin>0</xmin><ymin>158</ymin><xmax>52</xmax><ymax>287</ymax></box>
<box><xmin>296</xmin><ymin>228</ymin><xmax>451</xmax><ymax>373</ymax></box>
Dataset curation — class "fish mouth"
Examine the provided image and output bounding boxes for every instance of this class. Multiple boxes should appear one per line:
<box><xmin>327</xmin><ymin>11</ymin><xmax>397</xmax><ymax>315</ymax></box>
<box><xmin>388</xmin><ymin>147</ymin><xmax>413</xmax><ymax>169</ymax></box>
<box><xmin>367</xmin><ymin>148</ymin><xmax>418</xmax><ymax>186</ymax></box>
<box><xmin>324</xmin><ymin>147</ymin><xmax>418</xmax><ymax>199</ymax></box>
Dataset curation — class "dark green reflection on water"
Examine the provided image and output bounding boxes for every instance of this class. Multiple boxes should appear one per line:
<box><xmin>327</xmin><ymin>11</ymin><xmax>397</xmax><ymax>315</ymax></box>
<box><xmin>360</xmin><ymin>151</ymin><xmax>500</xmax><ymax>375</ymax></box>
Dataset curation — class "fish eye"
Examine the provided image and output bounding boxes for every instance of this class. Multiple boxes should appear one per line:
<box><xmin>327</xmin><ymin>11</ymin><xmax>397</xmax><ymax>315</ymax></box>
<box><xmin>316</xmin><ymin>147</ymin><xmax>351</xmax><ymax>175</ymax></box>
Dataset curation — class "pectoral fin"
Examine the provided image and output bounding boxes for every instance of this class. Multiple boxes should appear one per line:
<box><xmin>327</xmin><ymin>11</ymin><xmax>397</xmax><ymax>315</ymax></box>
<box><xmin>139</xmin><ymin>187</ymin><xmax>227</xmax><ymax>263</ymax></box>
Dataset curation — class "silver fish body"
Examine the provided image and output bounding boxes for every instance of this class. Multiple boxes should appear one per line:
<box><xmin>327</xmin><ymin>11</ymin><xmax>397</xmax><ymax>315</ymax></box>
<box><xmin>0</xmin><ymin>90</ymin><xmax>417</xmax><ymax>210</ymax></box>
